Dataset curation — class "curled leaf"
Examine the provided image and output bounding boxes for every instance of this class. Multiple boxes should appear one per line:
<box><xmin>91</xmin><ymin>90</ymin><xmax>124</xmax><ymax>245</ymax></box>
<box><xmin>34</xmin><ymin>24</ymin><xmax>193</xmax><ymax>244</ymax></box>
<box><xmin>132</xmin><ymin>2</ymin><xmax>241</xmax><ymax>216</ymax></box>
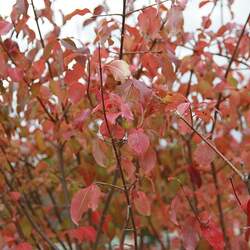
<box><xmin>105</xmin><ymin>60</ymin><xmax>131</xmax><ymax>82</ymax></box>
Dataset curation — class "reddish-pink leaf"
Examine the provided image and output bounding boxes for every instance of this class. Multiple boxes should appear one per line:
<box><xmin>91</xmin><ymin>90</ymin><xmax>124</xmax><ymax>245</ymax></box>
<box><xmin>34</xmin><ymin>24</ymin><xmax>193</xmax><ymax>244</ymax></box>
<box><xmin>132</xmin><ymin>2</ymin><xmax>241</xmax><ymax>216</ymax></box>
<box><xmin>68</xmin><ymin>82</ymin><xmax>85</xmax><ymax>104</ymax></box>
<box><xmin>245</xmin><ymin>199</ymin><xmax>250</xmax><ymax>241</ymax></box>
<box><xmin>121</xmin><ymin>158</ymin><xmax>136</xmax><ymax>180</ymax></box>
<box><xmin>181</xmin><ymin>217</ymin><xmax>199</xmax><ymax>250</ymax></box>
<box><xmin>16</xmin><ymin>242</ymin><xmax>33</xmax><ymax>250</ymax></box>
<box><xmin>133</xmin><ymin>191</ymin><xmax>151</xmax><ymax>216</ymax></box>
<box><xmin>7</xmin><ymin>67</ymin><xmax>23</xmax><ymax>82</ymax></box>
<box><xmin>92</xmin><ymin>139</ymin><xmax>111</xmax><ymax>167</ymax></box>
<box><xmin>200</xmin><ymin>219</ymin><xmax>225</xmax><ymax>250</ymax></box>
<box><xmin>128</xmin><ymin>129</ymin><xmax>150</xmax><ymax>155</ymax></box>
<box><xmin>9</xmin><ymin>191</ymin><xmax>21</xmax><ymax>202</ymax></box>
<box><xmin>193</xmin><ymin>143</ymin><xmax>215</xmax><ymax>167</ymax></box>
<box><xmin>0</xmin><ymin>20</ymin><xmax>13</xmax><ymax>35</ymax></box>
<box><xmin>64</xmin><ymin>8</ymin><xmax>90</xmax><ymax>22</ymax></box>
<box><xmin>70</xmin><ymin>184</ymin><xmax>102</xmax><ymax>225</ymax></box>
<box><xmin>166</xmin><ymin>6</ymin><xmax>184</xmax><ymax>36</ymax></box>
<box><xmin>138</xmin><ymin>7</ymin><xmax>161</xmax><ymax>38</ymax></box>
<box><xmin>69</xmin><ymin>226</ymin><xmax>96</xmax><ymax>243</ymax></box>
<box><xmin>65</xmin><ymin>63</ymin><xmax>84</xmax><ymax>84</ymax></box>
<box><xmin>105</xmin><ymin>60</ymin><xmax>131</xmax><ymax>82</ymax></box>
<box><xmin>177</xmin><ymin>102</ymin><xmax>190</xmax><ymax>116</ymax></box>
<box><xmin>139</xmin><ymin>147</ymin><xmax>156</xmax><ymax>175</ymax></box>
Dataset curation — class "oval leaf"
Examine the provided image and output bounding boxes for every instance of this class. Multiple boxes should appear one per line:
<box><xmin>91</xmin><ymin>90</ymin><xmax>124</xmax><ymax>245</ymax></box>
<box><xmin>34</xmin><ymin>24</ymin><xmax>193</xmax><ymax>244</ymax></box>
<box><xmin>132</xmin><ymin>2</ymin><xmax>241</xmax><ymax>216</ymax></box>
<box><xmin>133</xmin><ymin>191</ymin><xmax>151</xmax><ymax>216</ymax></box>
<box><xmin>128</xmin><ymin>129</ymin><xmax>150</xmax><ymax>155</ymax></box>
<box><xmin>70</xmin><ymin>184</ymin><xmax>102</xmax><ymax>225</ymax></box>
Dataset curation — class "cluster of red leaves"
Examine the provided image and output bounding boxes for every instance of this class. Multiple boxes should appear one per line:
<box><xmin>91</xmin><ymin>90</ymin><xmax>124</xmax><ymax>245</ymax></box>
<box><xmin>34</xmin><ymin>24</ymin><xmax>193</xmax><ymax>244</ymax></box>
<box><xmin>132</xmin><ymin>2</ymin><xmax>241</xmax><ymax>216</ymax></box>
<box><xmin>0</xmin><ymin>0</ymin><xmax>249</xmax><ymax>249</ymax></box>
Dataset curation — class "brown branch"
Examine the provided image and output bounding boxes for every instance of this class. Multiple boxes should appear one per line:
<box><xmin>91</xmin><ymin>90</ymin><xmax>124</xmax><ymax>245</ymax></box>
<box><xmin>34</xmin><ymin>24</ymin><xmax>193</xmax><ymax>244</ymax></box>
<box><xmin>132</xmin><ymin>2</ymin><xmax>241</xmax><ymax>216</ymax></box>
<box><xmin>94</xmin><ymin>171</ymin><xmax>119</xmax><ymax>250</ymax></box>
<box><xmin>86</xmin><ymin>58</ymin><xmax>94</xmax><ymax>107</ymax></box>
<box><xmin>210</xmin><ymin>13</ymin><xmax>250</xmax><ymax>135</ymax></box>
<box><xmin>97</xmin><ymin>44</ymin><xmax>138</xmax><ymax>249</ymax></box>
<box><xmin>176</xmin><ymin>113</ymin><xmax>244</xmax><ymax>180</ymax></box>
<box><xmin>30</xmin><ymin>0</ymin><xmax>53</xmax><ymax>78</ymax></box>
<box><xmin>126</xmin><ymin>0</ymin><xmax>169</xmax><ymax>16</ymax></box>
<box><xmin>19</xmin><ymin>202</ymin><xmax>59</xmax><ymax>250</ymax></box>
<box><xmin>148</xmin><ymin>218</ymin><xmax>166</xmax><ymax>250</ymax></box>
<box><xmin>211</xmin><ymin>162</ymin><xmax>229</xmax><ymax>249</ymax></box>
<box><xmin>119</xmin><ymin>0</ymin><xmax>127</xmax><ymax>60</ymax></box>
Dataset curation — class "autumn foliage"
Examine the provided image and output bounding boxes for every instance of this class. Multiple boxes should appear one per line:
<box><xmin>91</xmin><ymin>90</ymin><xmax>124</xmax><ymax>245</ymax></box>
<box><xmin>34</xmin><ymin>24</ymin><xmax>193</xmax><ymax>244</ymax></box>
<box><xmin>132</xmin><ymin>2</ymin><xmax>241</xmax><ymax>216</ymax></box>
<box><xmin>0</xmin><ymin>0</ymin><xmax>250</xmax><ymax>249</ymax></box>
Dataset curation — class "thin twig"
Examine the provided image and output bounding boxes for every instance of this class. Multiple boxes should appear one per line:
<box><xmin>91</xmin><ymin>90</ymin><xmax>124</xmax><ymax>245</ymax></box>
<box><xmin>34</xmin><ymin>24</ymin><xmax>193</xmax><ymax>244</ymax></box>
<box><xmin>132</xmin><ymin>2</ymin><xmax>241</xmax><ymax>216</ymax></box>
<box><xmin>97</xmin><ymin>44</ymin><xmax>138</xmax><ymax>249</ymax></box>
<box><xmin>30</xmin><ymin>0</ymin><xmax>53</xmax><ymax>78</ymax></box>
<box><xmin>176</xmin><ymin>113</ymin><xmax>244</xmax><ymax>180</ymax></box>
<box><xmin>95</xmin><ymin>181</ymin><xmax>124</xmax><ymax>192</ymax></box>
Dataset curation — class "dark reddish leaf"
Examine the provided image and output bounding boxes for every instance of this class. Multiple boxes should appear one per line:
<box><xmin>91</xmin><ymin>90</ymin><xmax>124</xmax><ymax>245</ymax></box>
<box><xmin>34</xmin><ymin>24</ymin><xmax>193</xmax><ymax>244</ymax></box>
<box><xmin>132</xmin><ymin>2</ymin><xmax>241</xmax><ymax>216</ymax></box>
<box><xmin>188</xmin><ymin>165</ymin><xmax>202</xmax><ymax>188</ymax></box>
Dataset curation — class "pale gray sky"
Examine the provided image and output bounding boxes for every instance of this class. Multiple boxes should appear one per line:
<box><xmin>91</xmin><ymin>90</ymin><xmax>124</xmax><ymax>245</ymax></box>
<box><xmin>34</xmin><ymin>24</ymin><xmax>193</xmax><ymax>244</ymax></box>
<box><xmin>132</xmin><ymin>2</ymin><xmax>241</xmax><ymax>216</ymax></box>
<box><xmin>1</xmin><ymin>0</ymin><xmax>249</xmax><ymax>42</ymax></box>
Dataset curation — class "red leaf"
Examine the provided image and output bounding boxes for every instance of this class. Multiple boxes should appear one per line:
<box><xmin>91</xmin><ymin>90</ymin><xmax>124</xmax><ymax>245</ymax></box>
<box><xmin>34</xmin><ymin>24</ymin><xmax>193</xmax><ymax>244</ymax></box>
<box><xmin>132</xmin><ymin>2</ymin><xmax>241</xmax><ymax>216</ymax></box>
<box><xmin>9</xmin><ymin>192</ymin><xmax>21</xmax><ymax>202</ymax></box>
<box><xmin>121</xmin><ymin>158</ymin><xmax>136</xmax><ymax>180</ymax></box>
<box><xmin>64</xmin><ymin>8</ymin><xmax>90</xmax><ymax>22</ymax></box>
<box><xmin>166</xmin><ymin>6</ymin><xmax>183</xmax><ymax>36</ymax></box>
<box><xmin>65</xmin><ymin>63</ymin><xmax>84</xmax><ymax>84</ymax></box>
<box><xmin>138</xmin><ymin>7</ymin><xmax>160</xmax><ymax>38</ymax></box>
<box><xmin>200</xmin><ymin>219</ymin><xmax>225</xmax><ymax>250</ymax></box>
<box><xmin>181</xmin><ymin>217</ymin><xmax>199</xmax><ymax>250</ymax></box>
<box><xmin>68</xmin><ymin>82</ymin><xmax>85</xmax><ymax>104</ymax></box>
<box><xmin>245</xmin><ymin>199</ymin><xmax>250</xmax><ymax>241</ymax></box>
<box><xmin>69</xmin><ymin>226</ymin><xmax>96</xmax><ymax>243</ymax></box>
<box><xmin>177</xmin><ymin>102</ymin><xmax>190</xmax><ymax>116</ymax></box>
<box><xmin>0</xmin><ymin>20</ymin><xmax>13</xmax><ymax>35</ymax></box>
<box><xmin>70</xmin><ymin>184</ymin><xmax>102</xmax><ymax>225</ymax></box>
<box><xmin>7</xmin><ymin>67</ymin><xmax>23</xmax><ymax>82</ymax></box>
<box><xmin>105</xmin><ymin>60</ymin><xmax>131</xmax><ymax>82</ymax></box>
<box><xmin>139</xmin><ymin>147</ymin><xmax>156</xmax><ymax>175</ymax></box>
<box><xmin>194</xmin><ymin>143</ymin><xmax>215</xmax><ymax>167</ymax></box>
<box><xmin>16</xmin><ymin>242</ymin><xmax>33</xmax><ymax>250</ymax></box>
<box><xmin>128</xmin><ymin>129</ymin><xmax>150</xmax><ymax>155</ymax></box>
<box><xmin>133</xmin><ymin>191</ymin><xmax>151</xmax><ymax>216</ymax></box>
<box><xmin>100</xmin><ymin>121</ymin><xmax>125</xmax><ymax>140</ymax></box>
<box><xmin>92</xmin><ymin>139</ymin><xmax>110</xmax><ymax>167</ymax></box>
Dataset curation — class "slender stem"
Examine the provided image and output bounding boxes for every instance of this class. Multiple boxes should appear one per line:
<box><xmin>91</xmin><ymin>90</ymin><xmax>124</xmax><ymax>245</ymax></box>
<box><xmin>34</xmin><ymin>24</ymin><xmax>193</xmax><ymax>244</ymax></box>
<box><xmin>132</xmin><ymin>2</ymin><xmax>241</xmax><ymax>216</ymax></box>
<box><xmin>30</xmin><ymin>0</ymin><xmax>53</xmax><ymax>78</ymax></box>
<box><xmin>177</xmin><ymin>113</ymin><xmax>244</xmax><ymax>180</ymax></box>
<box><xmin>229</xmin><ymin>177</ymin><xmax>242</xmax><ymax>207</ymax></box>
<box><xmin>86</xmin><ymin>58</ymin><xmax>93</xmax><ymax>107</ymax></box>
<box><xmin>211</xmin><ymin>162</ymin><xmax>229</xmax><ymax>249</ymax></box>
<box><xmin>57</xmin><ymin>144</ymin><xmax>71</xmax><ymax>221</ymax></box>
<box><xmin>148</xmin><ymin>218</ymin><xmax>166</xmax><ymax>250</ymax></box>
<box><xmin>95</xmin><ymin>181</ymin><xmax>124</xmax><ymax>192</ymax></box>
<box><xmin>98</xmin><ymin>44</ymin><xmax>138</xmax><ymax>249</ymax></box>
<box><xmin>119</xmin><ymin>0</ymin><xmax>127</xmax><ymax>60</ymax></box>
<box><xmin>20</xmin><ymin>202</ymin><xmax>59</xmax><ymax>250</ymax></box>
<box><xmin>126</xmin><ymin>0</ymin><xmax>169</xmax><ymax>16</ymax></box>
<box><xmin>210</xmin><ymin>12</ymin><xmax>250</xmax><ymax>135</ymax></box>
